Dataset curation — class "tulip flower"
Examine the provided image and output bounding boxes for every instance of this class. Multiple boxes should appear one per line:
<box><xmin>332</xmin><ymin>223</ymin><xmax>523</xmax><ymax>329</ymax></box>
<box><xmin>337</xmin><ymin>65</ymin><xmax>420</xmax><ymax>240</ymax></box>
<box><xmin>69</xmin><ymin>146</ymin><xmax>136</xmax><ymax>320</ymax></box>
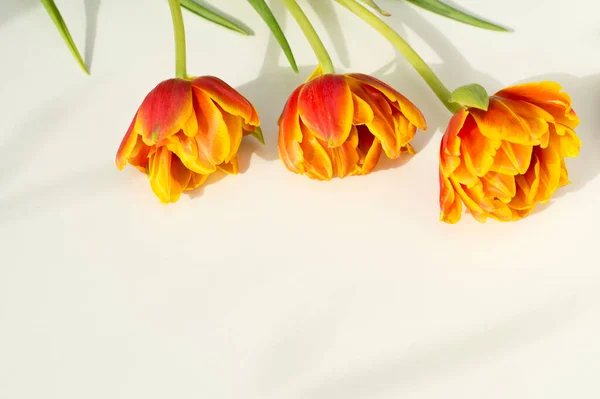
<box><xmin>278</xmin><ymin>0</ymin><xmax>426</xmax><ymax>179</ymax></box>
<box><xmin>334</xmin><ymin>0</ymin><xmax>582</xmax><ymax>223</ymax></box>
<box><xmin>439</xmin><ymin>83</ymin><xmax>581</xmax><ymax>223</ymax></box>
<box><xmin>115</xmin><ymin>0</ymin><xmax>262</xmax><ymax>203</ymax></box>
<box><xmin>278</xmin><ymin>71</ymin><xmax>426</xmax><ymax>179</ymax></box>
<box><xmin>116</xmin><ymin>77</ymin><xmax>262</xmax><ymax>203</ymax></box>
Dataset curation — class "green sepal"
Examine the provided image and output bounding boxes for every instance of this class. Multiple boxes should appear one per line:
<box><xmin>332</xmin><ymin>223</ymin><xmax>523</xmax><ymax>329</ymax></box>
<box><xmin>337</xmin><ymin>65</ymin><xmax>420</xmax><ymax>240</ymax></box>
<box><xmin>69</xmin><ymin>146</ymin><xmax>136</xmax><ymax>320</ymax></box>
<box><xmin>250</xmin><ymin>126</ymin><xmax>265</xmax><ymax>145</ymax></box>
<box><xmin>450</xmin><ymin>84</ymin><xmax>489</xmax><ymax>111</ymax></box>
<box><xmin>180</xmin><ymin>0</ymin><xmax>252</xmax><ymax>36</ymax></box>
<box><xmin>248</xmin><ymin>0</ymin><xmax>299</xmax><ymax>73</ymax></box>
<box><xmin>40</xmin><ymin>0</ymin><xmax>89</xmax><ymax>75</ymax></box>
<box><xmin>403</xmin><ymin>0</ymin><xmax>509</xmax><ymax>32</ymax></box>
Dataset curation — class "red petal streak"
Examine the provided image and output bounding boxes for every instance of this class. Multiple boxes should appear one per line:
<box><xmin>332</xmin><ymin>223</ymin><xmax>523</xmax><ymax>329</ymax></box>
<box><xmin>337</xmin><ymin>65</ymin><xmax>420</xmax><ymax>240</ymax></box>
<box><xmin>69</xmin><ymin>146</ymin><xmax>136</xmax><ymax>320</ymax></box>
<box><xmin>298</xmin><ymin>74</ymin><xmax>353</xmax><ymax>148</ymax></box>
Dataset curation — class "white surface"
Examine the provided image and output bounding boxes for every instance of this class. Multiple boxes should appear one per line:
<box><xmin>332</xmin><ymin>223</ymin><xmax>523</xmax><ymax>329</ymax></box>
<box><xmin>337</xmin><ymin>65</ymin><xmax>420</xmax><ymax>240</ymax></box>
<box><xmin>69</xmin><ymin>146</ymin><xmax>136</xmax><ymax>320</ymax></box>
<box><xmin>1</xmin><ymin>0</ymin><xmax>599</xmax><ymax>397</ymax></box>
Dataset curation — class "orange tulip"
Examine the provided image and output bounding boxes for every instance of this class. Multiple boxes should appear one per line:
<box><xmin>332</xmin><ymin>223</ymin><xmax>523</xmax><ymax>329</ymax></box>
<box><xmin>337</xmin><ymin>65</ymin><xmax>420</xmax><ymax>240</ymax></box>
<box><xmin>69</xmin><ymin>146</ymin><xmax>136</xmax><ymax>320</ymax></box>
<box><xmin>278</xmin><ymin>72</ymin><xmax>427</xmax><ymax>180</ymax></box>
<box><xmin>116</xmin><ymin>77</ymin><xmax>261</xmax><ymax>203</ymax></box>
<box><xmin>439</xmin><ymin>82</ymin><xmax>581</xmax><ymax>223</ymax></box>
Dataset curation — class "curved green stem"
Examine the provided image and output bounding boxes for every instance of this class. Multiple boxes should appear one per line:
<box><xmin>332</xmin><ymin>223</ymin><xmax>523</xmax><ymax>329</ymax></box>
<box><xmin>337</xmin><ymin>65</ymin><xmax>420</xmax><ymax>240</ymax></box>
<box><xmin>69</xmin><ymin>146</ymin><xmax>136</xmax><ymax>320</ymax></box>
<box><xmin>282</xmin><ymin>0</ymin><xmax>335</xmax><ymax>74</ymax></box>
<box><xmin>168</xmin><ymin>0</ymin><xmax>187</xmax><ymax>79</ymax></box>
<box><xmin>335</xmin><ymin>0</ymin><xmax>460</xmax><ymax>113</ymax></box>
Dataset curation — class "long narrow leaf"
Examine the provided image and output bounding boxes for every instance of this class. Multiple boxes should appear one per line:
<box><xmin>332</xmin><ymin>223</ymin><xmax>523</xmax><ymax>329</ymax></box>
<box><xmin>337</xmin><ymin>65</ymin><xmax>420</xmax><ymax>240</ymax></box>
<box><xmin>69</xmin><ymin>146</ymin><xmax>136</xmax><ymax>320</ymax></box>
<box><xmin>403</xmin><ymin>0</ymin><xmax>509</xmax><ymax>32</ymax></box>
<box><xmin>360</xmin><ymin>0</ymin><xmax>390</xmax><ymax>16</ymax></box>
<box><xmin>180</xmin><ymin>0</ymin><xmax>252</xmax><ymax>36</ymax></box>
<box><xmin>40</xmin><ymin>0</ymin><xmax>89</xmax><ymax>75</ymax></box>
<box><xmin>247</xmin><ymin>0</ymin><xmax>299</xmax><ymax>73</ymax></box>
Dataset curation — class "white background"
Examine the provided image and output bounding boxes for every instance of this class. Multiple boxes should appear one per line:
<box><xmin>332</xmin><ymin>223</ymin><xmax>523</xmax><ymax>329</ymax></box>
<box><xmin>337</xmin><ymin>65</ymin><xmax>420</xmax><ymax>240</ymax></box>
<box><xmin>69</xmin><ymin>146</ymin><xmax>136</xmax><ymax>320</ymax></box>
<box><xmin>1</xmin><ymin>0</ymin><xmax>599</xmax><ymax>397</ymax></box>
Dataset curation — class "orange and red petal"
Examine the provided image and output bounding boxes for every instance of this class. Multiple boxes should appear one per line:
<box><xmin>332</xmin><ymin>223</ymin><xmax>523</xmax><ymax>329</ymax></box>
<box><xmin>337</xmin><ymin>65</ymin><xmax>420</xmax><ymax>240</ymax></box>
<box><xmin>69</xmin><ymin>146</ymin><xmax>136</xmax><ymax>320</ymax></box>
<box><xmin>277</xmin><ymin>87</ymin><xmax>305</xmax><ymax>175</ymax></box>
<box><xmin>116</xmin><ymin>112</ymin><xmax>140</xmax><ymax>170</ymax></box>
<box><xmin>299</xmin><ymin>125</ymin><xmax>333</xmax><ymax>180</ymax></box>
<box><xmin>298</xmin><ymin>74</ymin><xmax>353</xmax><ymax>148</ymax></box>
<box><xmin>470</xmin><ymin>97</ymin><xmax>544</xmax><ymax>146</ymax></box>
<box><xmin>191</xmin><ymin>76</ymin><xmax>260</xmax><ymax>127</ymax></box>
<box><xmin>496</xmin><ymin>82</ymin><xmax>580</xmax><ymax>128</ymax></box>
<box><xmin>439</xmin><ymin>169</ymin><xmax>463</xmax><ymax>223</ymax></box>
<box><xmin>439</xmin><ymin>108</ymin><xmax>468</xmax><ymax>176</ymax></box>
<box><xmin>148</xmin><ymin>147</ymin><xmax>190</xmax><ymax>204</ymax></box>
<box><xmin>348</xmin><ymin>73</ymin><xmax>427</xmax><ymax>130</ymax></box>
<box><xmin>193</xmin><ymin>87</ymin><xmax>231</xmax><ymax>166</ymax></box>
<box><xmin>136</xmin><ymin>78</ymin><xmax>193</xmax><ymax>146</ymax></box>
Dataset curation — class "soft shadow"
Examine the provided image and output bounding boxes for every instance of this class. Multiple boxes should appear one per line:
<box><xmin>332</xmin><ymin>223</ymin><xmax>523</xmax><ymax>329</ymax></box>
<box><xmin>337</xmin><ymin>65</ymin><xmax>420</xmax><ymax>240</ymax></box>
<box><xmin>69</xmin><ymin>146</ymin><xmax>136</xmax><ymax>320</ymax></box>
<box><xmin>84</xmin><ymin>0</ymin><xmax>102</xmax><ymax>73</ymax></box>
<box><xmin>258</xmin><ymin>293</ymin><xmax>351</xmax><ymax>394</ymax></box>
<box><xmin>307</xmin><ymin>0</ymin><xmax>351</xmax><ymax>68</ymax></box>
<box><xmin>0</xmin><ymin>166</ymin><xmax>117</xmax><ymax>223</ymax></box>
<box><xmin>185</xmin><ymin>0</ymin><xmax>254</xmax><ymax>35</ymax></box>
<box><xmin>0</xmin><ymin>90</ymin><xmax>86</xmax><ymax>186</ymax></box>
<box><xmin>302</xmin><ymin>299</ymin><xmax>577</xmax><ymax>398</ymax></box>
<box><xmin>384</xmin><ymin>2</ymin><xmax>503</xmax><ymax>135</ymax></box>
<box><xmin>187</xmin><ymin>172</ymin><xmax>228</xmax><ymax>199</ymax></box>
<box><xmin>0</xmin><ymin>0</ymin><xmax>38</xmax><ymax>29</ymax></box>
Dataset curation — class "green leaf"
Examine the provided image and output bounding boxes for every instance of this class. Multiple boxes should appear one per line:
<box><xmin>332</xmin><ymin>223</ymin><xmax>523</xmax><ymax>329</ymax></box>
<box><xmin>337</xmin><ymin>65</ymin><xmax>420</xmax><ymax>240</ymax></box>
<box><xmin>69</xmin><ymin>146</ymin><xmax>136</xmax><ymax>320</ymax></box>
<box><xmin>40</xmin><ymin>0</ymin><xmax>89</xmax><ymax>75</ymax></box>
<box><xmin>247</xmin><ymin>0</ymin><xmax>299</xmax><ymax>73</ymax></box>
<box><xmin>403</xmin><ymin>0</ymin><xmax>509</xmax><ymax>32</ymax></box>
<box><xmin>180</xmin><ymin>0</ymin><xmax>253</xmax><ymax>36</ymax></box>
<box><xmin>360</xmin><ymin>0</ymin><xmax>390</xmax><ymax>16</ymax></box>
<box><xmin>450</xmin><ymin>83</ymin><xmax>489</xmax><ymax>111</ymax></box>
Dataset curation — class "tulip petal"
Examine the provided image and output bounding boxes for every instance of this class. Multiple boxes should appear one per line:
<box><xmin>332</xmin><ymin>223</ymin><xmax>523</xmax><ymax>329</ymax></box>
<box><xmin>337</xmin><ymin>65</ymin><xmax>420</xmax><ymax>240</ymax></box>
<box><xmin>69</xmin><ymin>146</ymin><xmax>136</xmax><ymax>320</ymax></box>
<box><xmin>166</xmin><ymin>132</ymin><xmax>216</xmax><ymax>175</ymax></box>
<box><xmin>217</xmin><ymin>156</ymin><xmax>239</xmax><ymax>175</ymax></box>
<box><xmin>497</xmin><ymin>82</ymin><xmax>580</xmax><ymax>128</ymax></box>
<box><xmin>440</xmin><ymin>108</ymin><xmax>468</xmax><ymax>176</ymax></box>
<box><xmin>192</xmin><ymin>76</ymin><xmax>259</xmax><ymax>126</ymax></box>
<box><xmin>186</xmin><ymin>172</ymin><xmax>209</xmax><ymax>191</ymax></box>
<box><xmin>298</xmin><ymin>74</ymin><xmax>353</xmax><ymax>148</ymax></box>
<box><xmin>128</xmin><ymin>134</ymin><xmax>152</xmax><ymax>173</ymax></box>
<box><xmin>278</xmin><ymin>87</ymin><xmax>305</xmax><ymax>174</ymax></box>
<box><xmin>353</xmin><ymin>85</ymin><xmax>399</xmax><ymax>158</ymax></box>
<box><xmin>220</xmin><ymin>106</ymin><xmax>243</xmax><ymax>163</ymax></box>
<box><xmin>559</xmin><ymin>159</ymin><xmax>570</xmax><ymax>187</ymax></box>
<box><xmin>471</xmin><ymin>97</ymin><xmax>548</xmax><ymax>146</ymax></box>
<box><xmin>116</xmin><ymin>113</ymin><xmax>140</xmax><ymax>170</ymax></box>
<box><xmin>348</xmin><ymin>73</ymin><xmax>427</xmax><ymax>129</ymax></box>
<box><xmin>299</xmin><ymin>125</ymin><xmax>333</xmax><ymax>180</ymax></box>
<box><xmin>534</xmin><ymin>137</ymin><xmax>561</xmax><ymax>203</ymax></box>
<box><xmin>148</xmin><ymin>147</ymin><xmax>190</xmax><ymax>203</ymax></box>
<box><xmin>357</xmin><ymin>126</ymin><xmax>382</xmax><ymax>175</ymax></box>
<box><xmin>137</xmin><ymin>79</ymin><xmax>193</xmax><ymax>146</ymax></box>
<box><xmin>329</xmin><ymin>125</ymin><xmax>360</xmax><ymax>178</ymax></box>
<box><xmin>393</xmin><ymin>111</ymin><xmax>417</xmax><ymax>147</ymax></box>
<box><xmin>458</xmin><ymin>116</ymin><xmax>500</xmax><ymax>177</ymax></box>
<box><xmin>449</xmin><ymin>176</ymin><xmax>488</xmax><ymax>222</ymax></box>
<box><xmin>352</xmin><ymin>93</ymin><xmax>374</xmax><ymax>125</ymax></box>
<box><xmin>555</xmin><ymin>125</ymin><xmax>581</xmax><ymax>158</ymax></box>
<box><xmin>510</xmin><ymin>155</ymin><xmax>541</xmax><ymax>210</ymax></box>
<box><xmin>193</xmin><ymin>87</ymin><xmax>231</xmax><ymax>166</ymax></box>
<box><xmin>481</xmin><ymin>171</ymin><xmax>516</xmax><ymax>203</ymax></box>
<box><xmin>490</xmin><ymin>141</ymin><xmax>533</xmax><ymax>176</ymax></box>
<box><xmin>439</xmin><ymin>170</ymin><xmax>463</xmax><ymax>223</ymax></box>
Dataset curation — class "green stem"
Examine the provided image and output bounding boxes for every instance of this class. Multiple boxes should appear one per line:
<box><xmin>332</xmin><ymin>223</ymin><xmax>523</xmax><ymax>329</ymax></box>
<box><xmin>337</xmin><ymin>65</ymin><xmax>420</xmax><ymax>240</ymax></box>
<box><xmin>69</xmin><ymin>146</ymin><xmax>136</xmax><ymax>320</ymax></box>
<box><xmin>335</xmin><ymin>0</ymin><xmax>460</xmax><ymax>113</ymax></box>
<box><xmin>168</xmin><ymin>0</ymin><xmax>187</xmax><ymax>79</ymax></box>
<box><xmin>40</xmin><ymin>0</ymin><xmax>89</xmax><ymax>75</ymax></box>
<box><xmin>281</xmin><ymin>0</ymin><xmax>335</xmax><ymax>74</ymax></box>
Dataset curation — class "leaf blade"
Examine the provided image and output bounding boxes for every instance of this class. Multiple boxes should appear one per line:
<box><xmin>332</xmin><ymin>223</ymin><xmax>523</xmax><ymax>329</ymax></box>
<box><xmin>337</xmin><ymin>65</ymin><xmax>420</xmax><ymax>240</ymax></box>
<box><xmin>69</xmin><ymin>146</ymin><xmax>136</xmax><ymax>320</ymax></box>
<box><xmin>247</xmin><ymin>0</ymin><xmax>299</xmax><ymax>73</ymax></box>
<box><xmin>403</xmin><ymin>0</ymin><xmax>509</xmax><ymax>32</ymax></box>
<box><xmin>40</xmin><ymin>0</ymin><xmax>89</xmax><ymax>75</ymax></box>
<box><xmin>180</xmin><ymin>0</ymin><xmax>252</xmax><ymax>36</ymax></box>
